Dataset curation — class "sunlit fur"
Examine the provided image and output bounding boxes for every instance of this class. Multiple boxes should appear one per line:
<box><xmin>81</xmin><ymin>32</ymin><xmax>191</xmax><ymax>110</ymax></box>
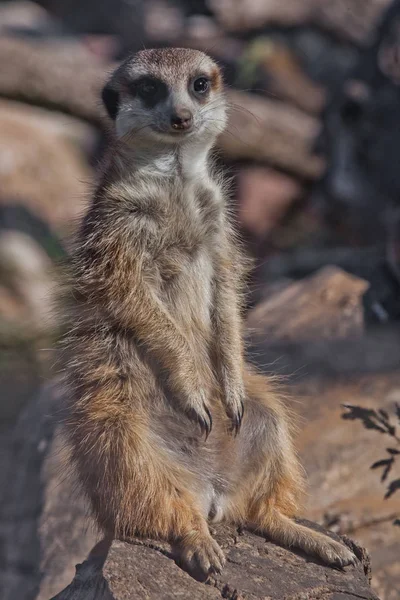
<box><xmin>59</xmin><ymin>48</ymin><xmax>355</xmax><ymax>578</ymax></box>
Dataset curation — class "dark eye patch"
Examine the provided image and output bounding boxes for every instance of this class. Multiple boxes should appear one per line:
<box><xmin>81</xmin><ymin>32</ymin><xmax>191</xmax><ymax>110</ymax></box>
<box><xmin>102</xmin><ymin>82</ymin><xmax>120</xmax><ymax>120</ymax></box>
<box><xmin>128</xmin><ymin>76</ymin><xmax>168</xmax><ymax>108</ymax></box>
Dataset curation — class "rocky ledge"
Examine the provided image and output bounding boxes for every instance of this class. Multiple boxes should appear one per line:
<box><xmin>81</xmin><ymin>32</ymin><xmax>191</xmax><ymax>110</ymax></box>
<box><xmin>54</xmin><ymin>524</ymin><xmax>377</xmax><ymax>600</ymax></box>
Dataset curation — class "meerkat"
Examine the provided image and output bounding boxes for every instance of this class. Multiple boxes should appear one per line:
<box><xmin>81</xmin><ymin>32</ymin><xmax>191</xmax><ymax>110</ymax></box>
<box><xmin>60</xmin><ymin>47</ymin><xmax>356</xmax><ymax>578</ymax></box>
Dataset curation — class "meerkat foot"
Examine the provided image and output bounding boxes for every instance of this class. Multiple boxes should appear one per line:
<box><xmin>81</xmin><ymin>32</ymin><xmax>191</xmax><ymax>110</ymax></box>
<box><xmin>310</xmin><ymin>535</ymin><xmax>357</xmax><ymax>568</ymax></box>
<box><xmin>249</xmin><ymin>509</ymin><xmax>356</xmax><ymax>568</ymax></box>
<box><xmin>174</xmin><ymin>530</ymin><xmax>225</xmax><ymax>580</ymax></box>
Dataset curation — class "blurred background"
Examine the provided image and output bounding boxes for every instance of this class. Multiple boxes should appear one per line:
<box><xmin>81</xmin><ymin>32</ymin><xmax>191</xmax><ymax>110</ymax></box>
<box><xmin>0</xmin><ymin>1</ymin><xmax>400</xmax><ymax>599</ymax></box>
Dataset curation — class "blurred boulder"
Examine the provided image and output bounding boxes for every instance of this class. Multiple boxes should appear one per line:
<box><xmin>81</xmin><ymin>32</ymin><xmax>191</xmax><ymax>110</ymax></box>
<box><xmin>0</xmin><ymin>230</ymin><xmax>55</xmax><ymax>330</ymax></box>
<box><xmin>0</xmin><ymin>323</ymin><xmax>42</xmax><ymax>426</ymax></box>
<box><xmin>236</xmin><ymin>167</ymin><xmax>302</xmax><ymax>241</ymax></box>
<box><xmin>208</xmin><ymin>0</ymin><xmax>392</xmax><ymax>44</ymax></box>
<box><xmin>0</xmin><ymin>97</ymin><xmax>94</xmax><ymax>329</ymax></box>
<box><xmin>245</xmin><ymin>265</ymin><xmax>400</xmax><ymax>378</ymax></box>
<box><xmin>208</xmin><ymin>0</ymin><xmax>314</xmax><ymax>33</ymax></box>
<box><xmin>36</xmin><ymin>0</ymin><xmax>145</xmax><ymax>55</ymax></box>
<box><xmin>145</xmin><ymin>0</ymin><xmax>185</xmax><ymax>44</ymax></box>
<box><xmin>221</xmin><ymin>90</ymin><xmax>324</xmax><ymax>178</ymax></box>
<box><xmin>0</xmin><ymin>36</ymin><xmax>109</xmax><ymax>126</ymax></box>
<box><xmin>247</xmin><ymin>266</ymin><xmax>369</xmax><ymax>342</ymax></box>
<box><xmin>235</xmin><ymin>38</ymin><xmax>326</xmax><ymax>114</ymax></box>
<box><xmin>0</xmin><ymin>99</ymin><xmax>94</xmax><ymax>231</ymax></box>
<box><xmin>0</xmin><ymin>0</ymin><xmax>54</xmax><ymax>34</ymax></box>
<box><xmin>0</xmin><ymin>384</ymin><xmax>97</xmax><ymax>600</ymax></box>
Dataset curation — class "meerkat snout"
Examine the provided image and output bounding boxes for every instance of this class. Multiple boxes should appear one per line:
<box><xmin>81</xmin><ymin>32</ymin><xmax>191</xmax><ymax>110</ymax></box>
<box><xmin>170</xmin><ymin>108</ymin><xmax>193</xmax><ymax>131</ymax></box>
<box><xmin>102</xmin><ymin>48</ymin><xmax>227</xmax><ymax>145</ymax></box>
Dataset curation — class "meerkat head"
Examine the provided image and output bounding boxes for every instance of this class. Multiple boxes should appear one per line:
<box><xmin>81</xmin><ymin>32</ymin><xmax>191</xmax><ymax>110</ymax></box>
<box><xmin>102</xmin><ymin>48</ymin><xmax>227</xmax><ymax>147</ymax></box>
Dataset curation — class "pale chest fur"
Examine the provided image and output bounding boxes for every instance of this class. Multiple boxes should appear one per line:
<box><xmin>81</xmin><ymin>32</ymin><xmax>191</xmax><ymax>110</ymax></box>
<box><xmin>149</xmin><ymin>177</ymin><xmax>224</xmax><ymax>337</ymax></box>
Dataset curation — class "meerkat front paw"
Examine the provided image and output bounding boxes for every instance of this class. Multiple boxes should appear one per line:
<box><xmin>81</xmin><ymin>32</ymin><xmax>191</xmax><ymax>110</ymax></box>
<box><xmin>224</xmin><ymin>390</ymin><xmax>245</xmax><ymax>435</ymax></box>
<box><xmin>175</xmin><ymin>530</ymin><xmax>225</xmax><ymax>580</ymax></box>
<box><xmin>314</xmin><ymin>536</ymin><xmax>357</xmax><ymax>568</ymax></box>
<box><xmin>221</xmin><ymin>377</ymin><xmax>245</xmax><ymax>435</ymax></box>
<box><xmin>185</xmin><ymin>390</ymin><xmax>213</xmax><ymax>439</ymax></box>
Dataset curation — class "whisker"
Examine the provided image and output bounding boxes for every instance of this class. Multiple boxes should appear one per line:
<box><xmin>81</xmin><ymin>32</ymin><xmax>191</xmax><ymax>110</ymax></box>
<box><xmin>200</xmin><ymin>96</ymin><xmax>263</xmax><ymax>129</ymax></box>
<box><xmin>203</xmin><ymin>122</ymin><xmax>254</xmax><ymax>149</ymax></box>
<box><xmin>225</xmin><ymin>103</ymin><xmax>263</xmax><ymax>127</ymax></box>
<box><xmin>121</xmin><ymin>123</ymin><xmax>153</xmax><ymax>143</ymax></box>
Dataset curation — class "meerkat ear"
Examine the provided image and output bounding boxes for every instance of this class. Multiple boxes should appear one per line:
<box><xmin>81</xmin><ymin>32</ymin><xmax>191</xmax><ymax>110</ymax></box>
<box><xmin>102</xmin><ymin>80</ymin><xmax>120</xmax><ymax>120</ymax></box>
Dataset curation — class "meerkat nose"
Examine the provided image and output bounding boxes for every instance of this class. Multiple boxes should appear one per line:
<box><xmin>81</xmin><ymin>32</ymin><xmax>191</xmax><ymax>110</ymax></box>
<box><xmin>170</xmin><ymin>109</ymin><xmax>193</xmax><ymax>131</ymax></box>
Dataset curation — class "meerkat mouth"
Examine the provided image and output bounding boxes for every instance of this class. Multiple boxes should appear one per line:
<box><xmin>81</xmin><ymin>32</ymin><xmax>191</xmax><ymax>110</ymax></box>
<box><xmin>151</xmin><ymin>125</ymin><xmax>197</xmax><ymax>141</ymax></box>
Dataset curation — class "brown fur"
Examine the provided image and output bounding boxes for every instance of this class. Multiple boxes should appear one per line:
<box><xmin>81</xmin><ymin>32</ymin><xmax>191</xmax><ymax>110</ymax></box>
<box><xmin>59</xmin><ymin>48</ymin><xmax>355</xmax><ymax>579</ymax></box>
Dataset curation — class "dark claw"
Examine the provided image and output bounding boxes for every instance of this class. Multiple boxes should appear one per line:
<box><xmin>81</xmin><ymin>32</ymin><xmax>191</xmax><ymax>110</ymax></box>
<box><xmin>229</xmin><ymin>400</ymin><xmax>244</xmax><ymax>437</ymax></box>
<box><xmin>187</xmin><ymin>405</ymin><xmax>212</xmax><ymax>440</ymax></box>
<box><xmin>210</xmin><ymin>565</ymin><xmax>222</xmax><ymax>575</ymax></box>
<box><xmin>203</xmin><ymin>404</ymin><xmax>213</xmax><ymax>440</ymax></box>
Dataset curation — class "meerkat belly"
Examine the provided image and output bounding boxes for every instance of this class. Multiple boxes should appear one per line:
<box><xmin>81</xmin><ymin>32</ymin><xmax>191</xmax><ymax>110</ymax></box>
<box><xmin>150</xmin><ymin>406</ymin><xmax>236</xmax><ymax>521</ymax></box>
<box><xmin>158</xmin><ymin>245</ymin><xmax>214</xmax><ymax>336</ymax></box>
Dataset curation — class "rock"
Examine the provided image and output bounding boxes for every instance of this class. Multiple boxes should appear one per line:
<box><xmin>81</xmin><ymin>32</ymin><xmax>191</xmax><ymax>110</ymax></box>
<box><xmin>208</xmin><ymin>0</ymin><xmax>313</xmax><ymax>33</ymax></box>
<box><xmin>144</xmin><ymin>0</ymin><xmax>185</xmax><ymax>43</ymax></box>
<box><xmin>0</xmin><ymin>98</ymin><xmax>94</xmax><ymax>327</ymax></box>
<box><xmin>247</xmin><ymin>266</ymin><xmax>369</xmax><ymax>343</ymax></box>
<box><xmin>235</xmin><ymin>38</ymin><xmax>326</xmax><ymax>114</ymax></box>
<box><xmin>246</xmin><ymin>265</ymin><xmax>400</xmax><ymax>379</ymax></box>
<box><xmin>0</xmin><ymin>0</ymin><xmax>53</xmax><ymax>34</ymax></box>
<box><xmin>54</xmin><ymin>526</ymin><xmax>376</xmax><ymax>600</ymax></box>
<box><xmin>41</xmin><ymin>0</ymin><xmax>145</xmax><ymax>55</ymax></box>
<box><xmin>221</xmin><ymin>90</ymin><xmax>324</xmax><ymax>179</ymax></box>
<box><xmin>0</xmin><ymin>384</ymin><xmax>97</xmax><ymax>600</ymax></box>
<box><xmin>0</xmin><ymin>36</ymin><xmax>109</xmax><ymax>127</ymax></box>
<box><xmin>180</xmin><ymin>18</ymin><xmax>245</xmax><ymax>68</ymax></box>
<box><xmin>236</xmin><ymin>167</ymin><xmax>302</xmax><ymax>240</ymax></box>
<box><xmin>0</xmin><ymin>324</ymin><xmax>42</xmax><ymax>426</ymax></box>
<box><xmin>0</xmin><ymin>99</ymin><xmax>94</xmax><ymax>232</ymax></box>
<box><xmin>316</xmin><ymin>0</ymin><xmax>392</xmax><ymax>44</ymax></box>
<box><xmin>208</xmin><ymin>0</ymin><xmax>392</xmax><ymax>44</ymax></box>
<box><xmin>297</xmin><ymin>374</ymin><xmax>400</xmax><ymax>600</ymax></box>
<box><xmin>0</xmin><ymin>230</ymin><xmax>55</xmax><ymax>330</ymax></box>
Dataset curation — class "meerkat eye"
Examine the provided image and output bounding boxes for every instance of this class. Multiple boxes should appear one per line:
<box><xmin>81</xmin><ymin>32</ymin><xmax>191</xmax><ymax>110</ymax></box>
<box><xmin>130</xmin><ymin>77</ymin><xmax>167</xmax><ymax>107</ymax></box>
<box><xmin>137</xmin><ymin>79</ymin><xmax>158</xmax><ymax>99</ymax></box>
<box><xmin>193</xmin><ymin>77</ymin><xmax>210</xmax><ymax>95</ymax></box>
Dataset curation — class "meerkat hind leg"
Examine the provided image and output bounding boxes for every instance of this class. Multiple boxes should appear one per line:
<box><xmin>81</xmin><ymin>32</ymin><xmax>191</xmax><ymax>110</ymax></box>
<box><xmin>127</xmin><ymin>471</ymin><xmax>225</xmax><ymax>579</ymax></box>
<box><xmin>248</xmin><ymin>508</ymin><xmax>356</xmax><ymax>567</ymax></box>
<box><xmin>69</xmin><ymin>397</ymin><xmax>224</xmax><ymax>579</ymax></box>
<box><xmin>233</xmin><ymin>369</ymin><xmax>356</xmax><ymax>568</ymax></box>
